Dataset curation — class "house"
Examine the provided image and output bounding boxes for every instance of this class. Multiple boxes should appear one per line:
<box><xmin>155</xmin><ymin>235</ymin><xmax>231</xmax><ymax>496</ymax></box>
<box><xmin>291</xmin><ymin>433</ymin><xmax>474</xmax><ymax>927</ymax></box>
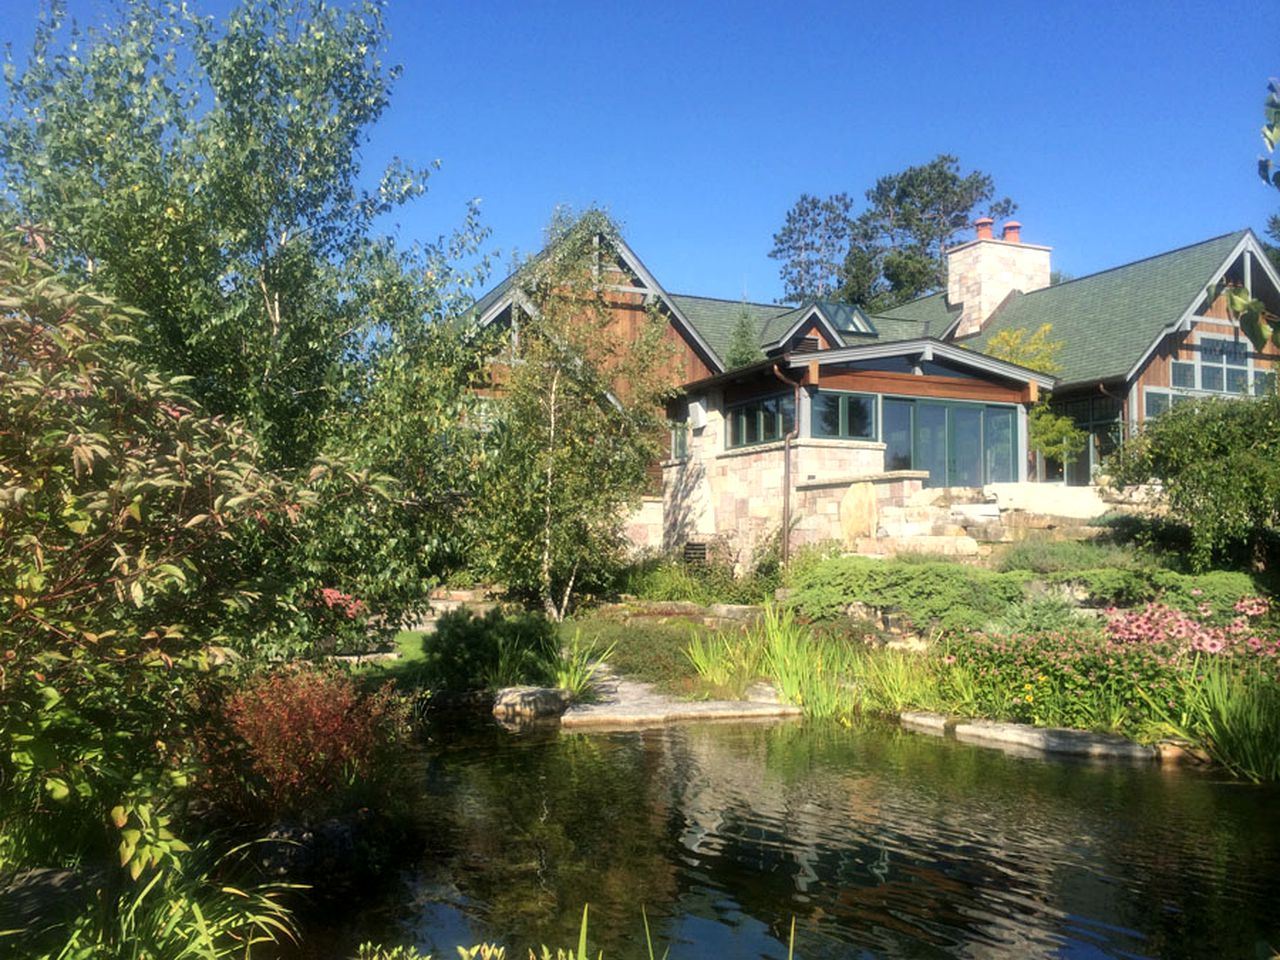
<box><xmin>473</xmin><ymin>219</ymin><xmax>1280</xmax><ymax>561</ymax></box>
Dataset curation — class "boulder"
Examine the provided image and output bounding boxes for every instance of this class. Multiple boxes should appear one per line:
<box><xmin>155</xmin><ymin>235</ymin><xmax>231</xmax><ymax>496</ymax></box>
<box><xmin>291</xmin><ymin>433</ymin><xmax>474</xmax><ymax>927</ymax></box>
<box><xmin>493</xmin><ymin>686</ymin><xmax>572</xmax><ymax>723</ymax></box>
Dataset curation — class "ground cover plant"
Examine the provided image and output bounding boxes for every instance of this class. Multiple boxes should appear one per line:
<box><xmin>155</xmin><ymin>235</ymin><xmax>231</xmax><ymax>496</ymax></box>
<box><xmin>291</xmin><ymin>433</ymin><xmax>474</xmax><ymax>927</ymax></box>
<box><xmin>787</xmin><ymin>555</ymin><xmax>1027</xmax><ymax>631</ymax></box>
<box><xmin>563</xmin><ymin>614</ymin><xmax>713</xmax><ymax>695</ymax></box>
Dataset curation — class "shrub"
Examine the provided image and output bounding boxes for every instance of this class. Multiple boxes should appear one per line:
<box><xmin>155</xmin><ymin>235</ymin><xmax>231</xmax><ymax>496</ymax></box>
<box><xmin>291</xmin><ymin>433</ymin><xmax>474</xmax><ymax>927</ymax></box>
<box><xmin>995</xmin><ymin>536</ymin><xmax>1143</xmax><ymax>574</ymax></box>
<box><xmin>787</xmin><ymin>556</ymin><xmax>1027</xmax><ymax>632</ymax></box>
<box><xmin>993</xmin><ymin>595</ymin><xmax>1082</xmax><ymax>635</ymax></box>
<box><xmin>1106</xmin><ymin>392</ymin><xmax>1280</xmax><ymax>570</ymax></box>
<box><xmin>0</xmin><ymin>232</ymin><xmax>291</xmax><ymax>876</ymax></box>
<box><xmin>618</xmin><ymin>556</ymin><xmax>775</xmax><ymax>605</ymax></box>
<box><xmin>1047</xmin><ymin>567</ymin><xmax>1264</xmax><ymax>613</ymax></box>
<box><xmin>200</xmin><ymin>667</ymin><xmax>409</xmax><ymax>822</ymax></box>
<box><xmin>421</xmin><ymin>608</ymin><xmax>560</xmax><ymax>691</ymax></box>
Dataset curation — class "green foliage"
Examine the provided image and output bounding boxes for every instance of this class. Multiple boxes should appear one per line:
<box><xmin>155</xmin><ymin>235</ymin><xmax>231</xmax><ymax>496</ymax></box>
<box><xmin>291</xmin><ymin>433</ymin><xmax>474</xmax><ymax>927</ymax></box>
<box><xmin>787</xmin><ymin>556</ymin><xmax>1027</xmax><ymax>632</ymax></box>
<box><xmin>1106</xmin><ymin>393</ymin><xmax>1280</xmax><ymax>569</ymax></box>
<box><xmin>475</xmin><ymin>210</ymin><xmax>673</xmax><ymax>620</ymax></box>
<box><xmin>618</xmin><ymin>557</ymin><xmax>777</xmax><ymax>605</ymax></box>
<box><xmin>983</xmin><ymin>323</ymin><xmax>1087</xmax><ymax>462</ymax></box>
<box><xmin>421</xmin><ymin>608</ymin><xmax>560</xmax><ymax>691</ymax></box>
<box><xmin>724</xmin><ymin>307</ymin><xmax>764</xmax><ymax>368</ymax></box>
<box><xmin>1</xmin><ymin>0</ymin><xmax>493</xmax><ymax>628</ymax></box>
<box><xmin>756</xmin><ymin>605</ymin><xmax>859</xmax><ymax>721</ymax></box>
<box><xmin>1141</xmin><ymin>657</ymin><xmax>1280</xmax><ymax>782</ymax></box>
<box><xmin>993</xmin><ymin>596</ymin><xmax>1082</xmax><ymax>635</ymax></box>
<box><xmin>20</xmin><ymin>842</ymin><xmax>298</xmax><ymax>960</ymax></box>
<box><xmin>564</xmin><ymin>616</ymin><xmax>709</xmax><ymax>693</ymax></box>
<box><xmin>553</xmin><ymin>631</ymin><xmax>616</xmax><ymax>702</ymax></box>
<box><xmin>1229</xmin><ymin>78</ymin><xmax>1280</xmax><ymax>353</ymax></box>
<box><xmin>942</xmin><ymin>624</ymin><xmax>1164</xmax><ymax>734</ymax></box>
<box><xmin>685</xmin><ymin>630</ymin><xmax>765</xmax><ymax>700</ymax></box>
<box><xmin>838</xmin><ymin>154</ymin><xmax>1016</xmax><ymax>310</ymax></box>
<box><xmin>994</xmin><ymin>536</ymin><xmax>1145</xmax><ymax>574</ymax></box>
<box><xmin>0</xmin><ymin>234</ymin><xmax>292</xmax><ymax>875</ymax></box>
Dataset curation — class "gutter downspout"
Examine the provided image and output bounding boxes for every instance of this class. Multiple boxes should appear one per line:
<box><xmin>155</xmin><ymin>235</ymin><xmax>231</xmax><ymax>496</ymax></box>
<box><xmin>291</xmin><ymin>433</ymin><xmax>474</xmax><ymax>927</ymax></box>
<box><xmin>772</xmin><ymin>361</ymin><xmax>803</xmax><ymax>564</ymax></box>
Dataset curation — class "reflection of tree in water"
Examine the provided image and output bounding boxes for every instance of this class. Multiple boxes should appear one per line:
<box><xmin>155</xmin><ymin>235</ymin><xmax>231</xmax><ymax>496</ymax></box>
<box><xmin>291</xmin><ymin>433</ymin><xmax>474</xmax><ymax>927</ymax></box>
<box><xmin>425</xmin><ymin>727</ymin><xmax>682</xmax><ymax>950</ymax></box>
<box><xmin>417</xmin><ymin>720</ymin><xmax>1280</xmax><ymax>960</ymax></box>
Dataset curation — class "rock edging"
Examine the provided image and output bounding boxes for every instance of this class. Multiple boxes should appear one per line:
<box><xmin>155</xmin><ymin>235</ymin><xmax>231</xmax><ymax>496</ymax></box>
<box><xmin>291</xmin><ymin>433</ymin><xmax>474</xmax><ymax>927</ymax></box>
<box><xmin>898</xmin><ymin>710</ymin><xmax>1206</xmax><ymax>765</ymax></box>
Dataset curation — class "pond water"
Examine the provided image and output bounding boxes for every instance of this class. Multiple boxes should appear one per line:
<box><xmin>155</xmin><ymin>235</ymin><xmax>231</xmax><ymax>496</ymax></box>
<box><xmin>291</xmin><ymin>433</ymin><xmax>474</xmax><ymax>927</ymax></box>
<box><xmin>307</xmin><ymin>718</ymin><xmax>1280</xmax><ymax>959</ymax></box>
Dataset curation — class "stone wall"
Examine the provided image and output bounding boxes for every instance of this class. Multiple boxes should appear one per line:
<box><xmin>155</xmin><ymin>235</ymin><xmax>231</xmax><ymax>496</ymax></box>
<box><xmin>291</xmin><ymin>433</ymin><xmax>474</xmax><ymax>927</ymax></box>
<box><xmin>947</xmin><ymin>237</ymin><xmax>1051</xmax><ymax>338</ymax></box>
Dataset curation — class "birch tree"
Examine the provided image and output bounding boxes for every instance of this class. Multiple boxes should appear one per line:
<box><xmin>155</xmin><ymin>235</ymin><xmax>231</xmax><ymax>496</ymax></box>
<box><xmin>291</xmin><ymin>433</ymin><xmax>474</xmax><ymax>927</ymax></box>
<box><xmin>477</xmin><ymin>211</ymin><xmax>672</xmax><ymax>620</ymax></box>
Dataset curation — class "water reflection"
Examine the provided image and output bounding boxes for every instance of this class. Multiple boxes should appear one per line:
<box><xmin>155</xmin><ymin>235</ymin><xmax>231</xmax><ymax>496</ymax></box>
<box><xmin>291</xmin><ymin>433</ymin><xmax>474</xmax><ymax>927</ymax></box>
<box><xmin>319</xmin><ymin>719</ymin><xmax>1280</xmax><ymax>959</ymax></box>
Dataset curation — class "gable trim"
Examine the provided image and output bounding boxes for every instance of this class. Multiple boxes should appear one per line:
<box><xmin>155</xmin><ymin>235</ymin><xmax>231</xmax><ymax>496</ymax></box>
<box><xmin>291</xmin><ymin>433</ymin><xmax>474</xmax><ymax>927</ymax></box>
<box><xmin>1122</xmin><ymin>230</ymin><xmax>1263</xmax><ymax>383</ymax></box>
<box><xmin>472</xmin><ymin>233</ymin><xmax>726</xmax><ymax>375</ymax></box>
<box><xmin>793</xmin><ymin>338</ymin><xmax>1056</xmax><ymax>388</ymax></box>
<box><xmin>761</xmin><ymin>305</ymin><xmax>847</xmax><ymax>353</ymax></box>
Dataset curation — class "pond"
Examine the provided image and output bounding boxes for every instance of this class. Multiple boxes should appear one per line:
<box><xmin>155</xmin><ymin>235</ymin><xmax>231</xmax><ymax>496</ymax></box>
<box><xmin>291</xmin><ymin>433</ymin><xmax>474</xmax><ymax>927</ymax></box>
<box><xmin>304</xmin><ymin>718</ymin><xmax>1280</xmax><ymax>959</ymax></box>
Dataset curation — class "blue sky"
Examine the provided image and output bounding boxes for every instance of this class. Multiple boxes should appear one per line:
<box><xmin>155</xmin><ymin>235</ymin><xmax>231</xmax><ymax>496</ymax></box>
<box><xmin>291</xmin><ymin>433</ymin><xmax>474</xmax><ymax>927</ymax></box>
<box><xmin>4</xmin><ymin>1</ymin><xmax>1279</xmax><ymax>303</ymax></box>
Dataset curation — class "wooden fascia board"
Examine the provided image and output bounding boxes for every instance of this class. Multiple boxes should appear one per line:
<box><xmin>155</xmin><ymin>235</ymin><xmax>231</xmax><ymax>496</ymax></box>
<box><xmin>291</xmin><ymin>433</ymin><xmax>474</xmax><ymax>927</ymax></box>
<box><xmin>610</xmin><ymin>236</ymin><xmax>726</xmax><ymax>374</ymax></box>
<box><xmin>1123</xmin><ymin>231</ymin><xmax>1255</xmax><ymax>383</ymax></box>
<box><xmin>789</xmin><ymin>338</ymin><xmax>1056</xmax><ymax>389</ymax></box>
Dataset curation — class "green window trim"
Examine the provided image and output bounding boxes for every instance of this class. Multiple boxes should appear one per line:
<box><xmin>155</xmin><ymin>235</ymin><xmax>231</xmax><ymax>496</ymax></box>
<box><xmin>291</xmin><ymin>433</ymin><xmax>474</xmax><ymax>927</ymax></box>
<box><xmin>726</xmin><ymin>393</ymin><xmax>795</xmax><ymax>449</ymax></box>
<box><xmin>811</xmin><ymin>390</ymin><xmax>877</xmax><ymax>440</ymax></box>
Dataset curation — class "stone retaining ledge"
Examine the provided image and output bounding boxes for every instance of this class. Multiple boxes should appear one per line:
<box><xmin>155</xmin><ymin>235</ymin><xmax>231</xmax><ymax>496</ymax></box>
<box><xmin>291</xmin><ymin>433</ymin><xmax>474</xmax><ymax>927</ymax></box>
<box><xmin>562</xmin><ymin>700</ymin><xmax>802</xmax><ymax>729</ymax></box>
<box><xmin>898</xmin><ymin>711</ymin><xmax>1158</xmax><ymax>761</ymax></box>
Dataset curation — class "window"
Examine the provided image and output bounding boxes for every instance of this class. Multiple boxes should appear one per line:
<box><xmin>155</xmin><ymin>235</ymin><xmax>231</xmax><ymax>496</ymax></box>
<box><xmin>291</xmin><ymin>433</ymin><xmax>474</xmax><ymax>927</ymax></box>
<box><xmin>811</xmin><ymin>391</ymin><xmax>877</xmax><ymax>440</ymax></box>
<box><xmin>1196</xmin><ymin>335</ymin><xmax>1251</xmax><ymax>394</ymax></box>
<box><xmin>1171</xmin><ymin>361</ymin><xmax>1196</xmax><ymax>389</ymax></box>
<box><xmin>880</xmin><ymin>397</ymin><xmax>1018</xmax><ymax>487</ymax></box>
<box><xmin>671</xmin><ymin>422</ymin><xmax>688</xmax><ymax>460</ymax></box>
<box><xmin>1145</xmin><ymin>390</ymin><xmax>1170</xmax><ymax>419</ymax></box>
<box><xmin>727</xmin><ymin>393</ymin><xmax>795</xmax><ymax>449</ymax></box>
<box><xmin>1256</xmin><ymin>371</ymin><xmax>1277</xmax><ymax>396</ymax></box>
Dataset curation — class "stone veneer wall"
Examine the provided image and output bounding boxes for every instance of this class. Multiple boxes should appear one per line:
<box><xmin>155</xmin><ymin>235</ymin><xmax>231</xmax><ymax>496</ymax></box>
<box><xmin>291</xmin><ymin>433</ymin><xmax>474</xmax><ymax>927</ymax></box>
<box><xmin>662</xmin><ymin>428</ymin><xmax>895</xmax><ymax>562</ymax></box>
<box><xmin>947</xmin><ymin>238</ymin><xmax>1051</xmax><ymax>338</ymax></box>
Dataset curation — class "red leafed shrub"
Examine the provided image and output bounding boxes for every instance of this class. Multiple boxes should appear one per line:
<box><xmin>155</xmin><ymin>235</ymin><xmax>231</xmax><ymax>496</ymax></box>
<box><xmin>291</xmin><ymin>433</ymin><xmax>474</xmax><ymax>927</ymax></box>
<box><xmin>203</xmin><ymin>667</ymin><xmax>408</xmax><ymax>821</ymax></box>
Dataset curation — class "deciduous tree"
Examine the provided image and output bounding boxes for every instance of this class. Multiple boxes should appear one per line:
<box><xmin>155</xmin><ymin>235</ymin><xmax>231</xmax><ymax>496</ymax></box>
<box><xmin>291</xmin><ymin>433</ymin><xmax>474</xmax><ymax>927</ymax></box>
<box><xmin>984</xmin><ymin>323</ymin><xmax>1086</xmax><ymax>465</ymax></box>
<box><xmin>475</xmin><ymin>211</ymin><xmax>673</xmax><ymax>620</ymax></box>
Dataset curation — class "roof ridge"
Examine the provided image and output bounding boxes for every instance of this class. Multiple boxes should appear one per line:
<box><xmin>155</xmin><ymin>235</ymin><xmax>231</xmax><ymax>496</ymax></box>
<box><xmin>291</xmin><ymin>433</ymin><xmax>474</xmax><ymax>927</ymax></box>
<box><xmin>1021</xmin><ymin>228</ymin><xmax>1249</xmax><ymax>296</ymax></box>
<box><xmin>668</xmin><ymin>291</ymin><xmax>790</xmax><ymax>311</ymax></box>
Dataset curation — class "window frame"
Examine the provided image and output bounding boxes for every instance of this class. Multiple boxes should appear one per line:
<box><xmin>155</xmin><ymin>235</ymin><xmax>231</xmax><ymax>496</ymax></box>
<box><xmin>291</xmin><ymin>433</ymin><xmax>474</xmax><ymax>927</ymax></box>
<box><xmin>810</xmin><ymin>389</ymin><xmax>878</xmax><ymax>441</ymax></box>
<box><xmin>726</xmin><ymin>392</ymin><xmax>796</xmax><ymax>450</ymax></box>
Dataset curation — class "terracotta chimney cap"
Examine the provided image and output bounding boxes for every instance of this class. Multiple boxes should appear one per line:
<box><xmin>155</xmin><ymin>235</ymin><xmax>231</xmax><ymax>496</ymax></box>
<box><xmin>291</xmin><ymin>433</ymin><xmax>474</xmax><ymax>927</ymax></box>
<box><xmin>1001</xmin><ymin>221</ymin><xmax>1022</xmax><ymax>243</ymax></box>
<box><xmin>975</xmin><ymin>217</ymin><xmax>994</xmax><ymax>241</ymax></box>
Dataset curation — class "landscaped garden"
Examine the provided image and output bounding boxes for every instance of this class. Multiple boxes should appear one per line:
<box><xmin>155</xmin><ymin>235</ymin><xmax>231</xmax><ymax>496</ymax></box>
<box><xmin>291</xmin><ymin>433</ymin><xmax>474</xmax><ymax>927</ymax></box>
<box><xmin>3</xmin><ymin>2</ymin><xmax>1280</xmax><ymax>957</ymax></box>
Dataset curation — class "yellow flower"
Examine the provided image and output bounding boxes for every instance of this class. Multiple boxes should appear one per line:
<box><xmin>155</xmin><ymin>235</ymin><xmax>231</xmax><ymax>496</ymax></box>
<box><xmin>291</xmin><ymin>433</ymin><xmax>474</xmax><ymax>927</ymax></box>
<box><xmin>1023</xmin><ymin>683</ymin><xmax>1034</xmax><ymax>690</ymax></box>
<box><xmin>1025</xmin><ymin>694</ymin><xmax>1034</xmax><ymax>703</ymax></box>
<box><xmin>1037</xmin><ymin>674</ymin><xmax>1047</xmax><ymax>683</ymax></box>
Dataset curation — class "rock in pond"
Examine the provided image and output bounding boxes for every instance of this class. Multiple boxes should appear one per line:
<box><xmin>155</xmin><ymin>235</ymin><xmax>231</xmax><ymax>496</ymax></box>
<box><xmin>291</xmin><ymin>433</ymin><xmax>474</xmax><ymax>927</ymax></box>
<box><xmin>493</xmin><ymin>686</ymin><xmax>572</xmax><ymax>723</ymax></box>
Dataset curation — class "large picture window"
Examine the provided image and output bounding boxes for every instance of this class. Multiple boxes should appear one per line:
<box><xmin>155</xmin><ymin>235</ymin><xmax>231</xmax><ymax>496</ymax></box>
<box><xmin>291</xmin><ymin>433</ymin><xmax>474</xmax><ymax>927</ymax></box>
<box><xmin>880</xmin><ymin>397</ymin><xmax>1018</xmax><ymax>487</ymax></box>
<box><xmin>811</xmin><ymin>391</ymin><xmax>877</xmax><ymax>440</ymax></box>
<box><xmin>727</xmin><ymin>393</ymin><xmax>795</xmax><ymax>449</ymax></box>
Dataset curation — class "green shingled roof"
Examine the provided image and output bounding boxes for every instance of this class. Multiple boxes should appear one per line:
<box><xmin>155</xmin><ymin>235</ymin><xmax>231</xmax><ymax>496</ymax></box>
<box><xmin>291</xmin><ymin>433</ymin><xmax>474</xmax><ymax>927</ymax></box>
<box><xmin>875</xmin><ymin>291</ymin><xmax>962</xmax><ymax>332</ymax></box>
<box><xmin>666</xmin><ymin>294</ymin><xmax>791</xmax><ymax>362</ymax></box>
<box><xmin>965</xmin><ymin>230</ymin><xmax>1248</xmax><ymax>386</ymax></box>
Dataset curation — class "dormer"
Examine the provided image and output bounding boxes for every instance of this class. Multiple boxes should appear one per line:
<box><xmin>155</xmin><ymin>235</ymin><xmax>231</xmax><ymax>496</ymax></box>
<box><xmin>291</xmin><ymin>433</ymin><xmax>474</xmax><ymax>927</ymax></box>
<box><xmin>947</xmin><ymin>219</ymin><xmax>1052</xmax><ymax>338</ymax></box>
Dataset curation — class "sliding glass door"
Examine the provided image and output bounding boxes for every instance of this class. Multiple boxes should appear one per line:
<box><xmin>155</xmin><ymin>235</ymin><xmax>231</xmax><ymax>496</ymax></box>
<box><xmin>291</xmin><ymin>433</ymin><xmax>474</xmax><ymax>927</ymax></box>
<box><xmin>881</xmin><ymin>398</ymin><xmax>1017</xmax><ymax>487</ymax></box>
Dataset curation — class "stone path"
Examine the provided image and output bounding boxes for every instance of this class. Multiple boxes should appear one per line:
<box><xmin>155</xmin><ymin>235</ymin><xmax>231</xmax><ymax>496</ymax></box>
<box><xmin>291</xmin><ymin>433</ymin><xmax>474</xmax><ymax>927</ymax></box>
<box><xmin>559</xmin><ymin>665</ymin><xmax>802</xmax><ymax>730</ymax></box>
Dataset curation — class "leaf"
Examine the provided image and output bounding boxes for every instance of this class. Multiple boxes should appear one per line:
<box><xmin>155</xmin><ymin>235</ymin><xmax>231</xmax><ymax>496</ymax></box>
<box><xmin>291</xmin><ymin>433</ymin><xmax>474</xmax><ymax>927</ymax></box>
<box><xmin>43</xmin><ymin>777</ymin><xmax>70</xmax><ymax>801</ymax></box>
<box><xmin>110</xmin><ymin>805</ymin><xmax>128</xmax><ymax>828</ymax></box>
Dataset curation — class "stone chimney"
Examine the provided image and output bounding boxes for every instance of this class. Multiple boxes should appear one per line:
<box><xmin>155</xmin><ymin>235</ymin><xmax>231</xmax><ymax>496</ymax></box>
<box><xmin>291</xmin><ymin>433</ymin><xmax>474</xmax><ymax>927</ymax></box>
<box><xmin>947</xmin><ymin>220</ymin><xmax>1051</xmax><ymax>338</ymax></box>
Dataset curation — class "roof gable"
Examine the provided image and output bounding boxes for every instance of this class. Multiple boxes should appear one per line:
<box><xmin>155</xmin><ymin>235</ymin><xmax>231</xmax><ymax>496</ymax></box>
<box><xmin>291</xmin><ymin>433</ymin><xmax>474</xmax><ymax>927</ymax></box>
<box><xmin>962</xmin><ymin>230</ymin><xmax>1251</xmax><ymax>385</ymax></box>
<box><xmin>471</xmin><ymin>229</ymin><xmax>727</xmax><ymax>374</ymax></box>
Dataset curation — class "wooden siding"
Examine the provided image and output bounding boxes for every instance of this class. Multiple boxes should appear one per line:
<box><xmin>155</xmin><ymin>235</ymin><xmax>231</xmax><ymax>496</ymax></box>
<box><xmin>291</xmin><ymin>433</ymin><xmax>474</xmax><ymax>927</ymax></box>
<box><xmin>810</xmin><ymin>368</ymin><xmax>1032</xmax><ymax>404</ymax></box>
<box><xmin>1131</xmin><ymin>291</ymin><xmax>1280</xmax><ymax>423</ymax></box>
